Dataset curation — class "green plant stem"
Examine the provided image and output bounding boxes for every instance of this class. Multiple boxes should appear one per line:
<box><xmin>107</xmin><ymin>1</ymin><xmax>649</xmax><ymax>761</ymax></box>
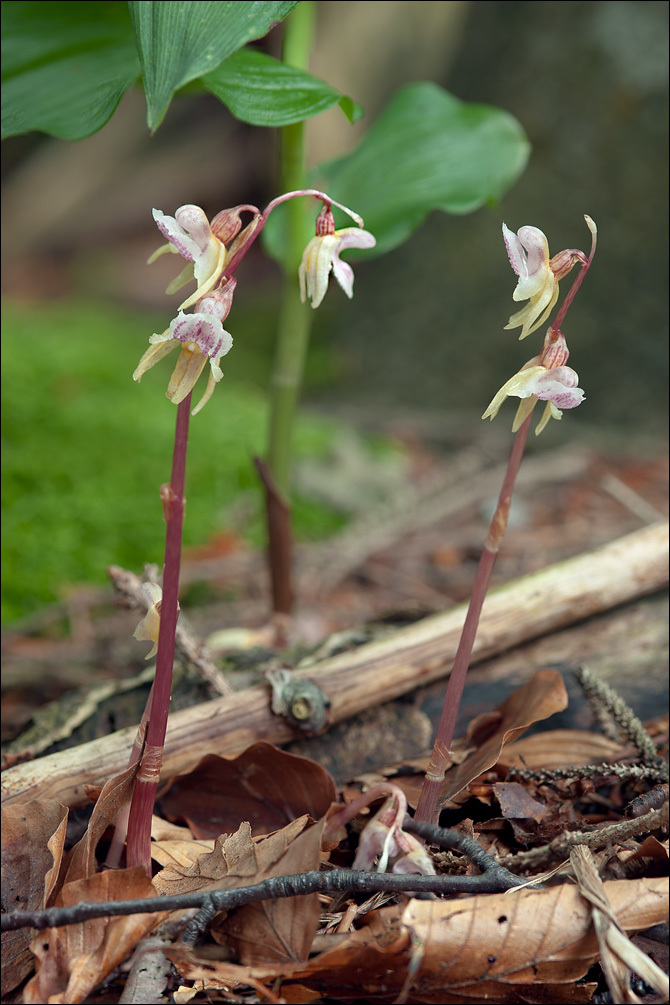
<box><xmin>415</xmin><ymin>414</ymin><xmax>532</xmax><ymax>824</ymax></box>
<box><xmin>126</xmin><ymin>394</ymin><xmax>191</xmax><ymax>872</ymax></box>
<box><xmin>267</xmin><ymin>1</ymin><xmax>316</xmax><ymax>497</ymax></box>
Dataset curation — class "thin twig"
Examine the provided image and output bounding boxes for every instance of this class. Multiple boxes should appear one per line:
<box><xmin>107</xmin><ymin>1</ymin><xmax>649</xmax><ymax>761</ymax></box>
<box><xmin>508</xmin><ymin>762</ymin><xmax>667</xmax><ymax>785</ymax></box>
<box><xmin>1</xmin><ymin>866</ymin><xmax>528</xmax><ymax>936</ymax></box>
<box><xmin>499</xmin><ymin>801</ymin><xmax>669</xmax><ymax>871</ymax></box>
<box><xmin>403</xmin><ymin>816</ymin><xmax>540</xmax><ymax>890</ymax></box>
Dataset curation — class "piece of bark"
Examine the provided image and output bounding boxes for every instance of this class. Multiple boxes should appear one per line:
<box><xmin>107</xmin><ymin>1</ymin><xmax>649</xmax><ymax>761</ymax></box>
<box><xmin>2</xmin><ymin>522</ymin><xmax>667</xmax><ymax>809</ymax></box>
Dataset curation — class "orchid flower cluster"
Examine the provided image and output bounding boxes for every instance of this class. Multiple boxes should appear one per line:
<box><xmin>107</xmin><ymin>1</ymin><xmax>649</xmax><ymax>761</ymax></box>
<box><xmin>133</xmin><ymin>192</ymin><xmax>376</xmax><ymax>416</ymax></box>
<box><xmin>483</xmin><ymin>217</ymin><xmax>597</xmax><ymax>435</ymax></box>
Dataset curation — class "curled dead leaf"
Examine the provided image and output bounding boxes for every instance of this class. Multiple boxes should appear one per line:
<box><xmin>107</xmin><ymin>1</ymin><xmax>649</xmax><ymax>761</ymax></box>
<box><xmin>158</xmin><ymin>742</ymin><xmax>337</xmax><ymax>838</ymax></box>
<box><xmin>439</xmin><ymin>670</ymin><xmax>569</xmax><ymax>808</ymax></box>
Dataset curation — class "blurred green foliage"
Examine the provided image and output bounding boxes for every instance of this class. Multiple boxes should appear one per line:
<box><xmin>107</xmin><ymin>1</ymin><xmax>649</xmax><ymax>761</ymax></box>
<box><xmin>1</xmin><ymin>297</ymin><xmax>351</xmax><ymax>624</ymax></box>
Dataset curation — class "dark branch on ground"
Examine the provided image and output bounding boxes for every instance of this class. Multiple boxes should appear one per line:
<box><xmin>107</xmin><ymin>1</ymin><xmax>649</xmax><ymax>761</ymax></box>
<box><xmin>2</xmin><ymin>828</ymin><xmax>535</xmax><ymax>938</ymax></box>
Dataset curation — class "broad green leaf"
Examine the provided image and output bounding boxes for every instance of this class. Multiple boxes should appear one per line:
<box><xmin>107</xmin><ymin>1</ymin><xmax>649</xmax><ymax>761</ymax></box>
<box><xmin>202</xmin><ymin>46</ymin><xmax>363</xmax><ymax>126</ymax></box>
<box><xmin>264</xmin><ymin>82</ymin><xmax>531</xmax><ymax>261</ymax></box>
<box><xmin>129</xmin><ymin>0</ymin><xmax>298</xmax><ymax>131</ymax></box>
<box><xmin>1</xmin><ymin>1</ymin><xmax>139</xmax><ymax>140</ymax></box>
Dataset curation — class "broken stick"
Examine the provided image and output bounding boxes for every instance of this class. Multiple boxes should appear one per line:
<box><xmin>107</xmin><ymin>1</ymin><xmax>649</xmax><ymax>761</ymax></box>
<box><xmin>2</xmin><ymin>522</ymin><xmax>667</xmax><ymax>808</ymax></box>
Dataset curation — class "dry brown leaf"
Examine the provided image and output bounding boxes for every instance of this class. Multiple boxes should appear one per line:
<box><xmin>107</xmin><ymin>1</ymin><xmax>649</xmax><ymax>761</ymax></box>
<box><xmin>492</xmin><ymin>783</ymin><xmax>548</xmax><ymax>823</ymax></box>
<box><xmin>22</xmin><ymin>867</ymin><xmax>164</xmax><ymax>1005</ymax></box>
<box><xmin>439</xmin><ymin>670</ymin><xmax>568</xmax><ymax>807</ymax></box>
<box><xmin>274</xmin><ymin>877</ymin><xmax>668</xmax><ymax>1003</ymax></box>
<box><xmin>215</xmin><ymin>814</ymin><xmax>328</xmax><ymax>965</ymax></box>
<box><xmin>618</xmin><ymin>836</ymin><xmax>669</xmax><ymax>863</ymax></box>
<box><xmin>152</xmin><ymin>820</ymin><xmax>274</xmax><ymax>896</ymax></box>
<box><xmin>1</xmin><ymin>800</ymin><xmax>68</xmax><ymax>997</ymax></box>
<box><xmin>158</xmin><ymin>742</ymin><xmax>338</xmax><ymax>838</ymax></box>
<box><xmin>498</xmin><ymin>729</ymin><xmax>627</xmax><ymax>770</ymax></box>
<box><xmin>154</xmin><ymin>813</ymin><xmax>328</xmax><ymax>966</ymax></box>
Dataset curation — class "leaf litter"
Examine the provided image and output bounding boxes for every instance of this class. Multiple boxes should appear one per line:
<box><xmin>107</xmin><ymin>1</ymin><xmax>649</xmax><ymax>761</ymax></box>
<box><xmin>1</xmin><ymin>674</ymin><xmax>668</xmax><ymax>1004</ymax></box>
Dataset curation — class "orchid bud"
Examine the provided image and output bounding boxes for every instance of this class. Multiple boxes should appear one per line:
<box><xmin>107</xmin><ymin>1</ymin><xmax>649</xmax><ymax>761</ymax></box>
<box><xmin>199</xmin><ymin>277</ymin><xmax>237</xmax><ymax>323</ymax></box>
<box><xmin>539</xmin><ymin>329</ymin><xmax>570</xmax><ymax>369</ymax></box>
<box><xmin>210</xmin><ymin>204</ymin><xmax>260</xmax><ymax>245</ymax></box>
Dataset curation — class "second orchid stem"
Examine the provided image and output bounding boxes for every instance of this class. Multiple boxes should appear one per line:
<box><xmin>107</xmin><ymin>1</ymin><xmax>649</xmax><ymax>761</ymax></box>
<box><xmin>267</xmin><ymin>2</ymin><xmax>316</xmax><ymax>499</ymax></box>
<box><xmin>414</xmin><ymin>413</ymin><xmax>532</xmax><ymax>824</ymax></box>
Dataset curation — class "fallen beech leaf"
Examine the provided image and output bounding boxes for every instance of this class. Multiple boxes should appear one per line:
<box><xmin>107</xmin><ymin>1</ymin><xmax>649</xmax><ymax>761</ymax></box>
<box><xmin>498</xmin><ymin>729</ymin><xmax>627</xmax><ymax>770</ymax></box>
<box><xmin>154</xmin><ymin>813</ymin><xmax>328</xmax><ymax>965</ymax></box>
<box><xmin>276</xmin><ymin>877</ymin><xmax>668</xmax><ymax>1003</ymax></box>
<box><xmin>158</xmin><ymin>742</ymin><xmax>338</xmax><ymax>838</ymax></box>
<box><xmin>492</xmin><ymin>783</ymin><xmax>547</xmax><ymax>823</ymax></box>
<box><xmin>440</xmin><ymin>670</ymin><xmax>568</xmax><ymax>807</ymax></box>
<box><xmin>1</xmin><ymin>800</ymin><xmax>68</xmax><ymax>997</ymax></box>
<box><xmin>23</xmin><ymin>867</ymin><xmax>164</xmax><ymax>1005</ymax></box>
<box><xmin>215</xmin><ymin>814</ymin><xmax>328</xmax><ymax>965</ymax></box>
<box><xmin>152</xmin><ymin>819</ymin><xmax>301</xmax><ymax>897</ymax></box>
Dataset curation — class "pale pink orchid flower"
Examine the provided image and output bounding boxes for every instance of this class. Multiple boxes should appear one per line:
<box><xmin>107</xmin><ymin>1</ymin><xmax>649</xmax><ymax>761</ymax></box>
<box><xmin>502</xmin><ymin>224</ymin><xmax>582</xmax><ymax>340</ymax></box>
<box><xmin>482</xmin><ymin>329</ymin><xmax>585</xmax><ymax>435</ymax></box>
<box><xmin>149</xmin><ymin>205</ymin><xmax>227</xmax><ymax>311</ymax></box>
<box><xmin>299</xmin><ymin>204</ymin><xmax>376</xmax><ymax>309</ymax></box>
<box><xmin>352</xmin><ymin>792</ymin><xmax>435</xmax><ymax>876</ymax></box>
<box><xmin>133</xmin><ymin>292</ymin><xmax>234</xmax><ymax>415</ymax></box>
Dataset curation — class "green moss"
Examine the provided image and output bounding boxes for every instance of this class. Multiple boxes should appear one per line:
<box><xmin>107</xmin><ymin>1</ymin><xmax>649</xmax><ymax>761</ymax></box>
<box><xmin>1</xmin><ymin>297</ymin><xmax>348</xmax><ymax>624</ymax></box>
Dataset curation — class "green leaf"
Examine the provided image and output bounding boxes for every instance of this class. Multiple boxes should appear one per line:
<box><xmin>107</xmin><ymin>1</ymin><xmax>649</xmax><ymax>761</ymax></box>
<box><xmin>1</xmin><ymin>1</ymin><xmax>139</xmax><ymax>140</ymax></box>
<box><xmin>264</xmin><ymin>82</ymin><xmax>531</xmax><ymax>261</ymax></box>
<box><xmin>128</xmin><ymin>0</ymin><xmax>298</xmax><ymax>131</ymax></box>
<box><xmin>202</xmin><ymin>46</ymin><xmax>363</xmax><ymax>126</ymax></box>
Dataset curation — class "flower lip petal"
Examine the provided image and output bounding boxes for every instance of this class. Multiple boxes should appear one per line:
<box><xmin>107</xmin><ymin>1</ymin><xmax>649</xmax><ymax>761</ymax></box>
<box><xmin>169</xmin><ymin>311</ymin><xmax>233</xmax><ymax>360</ymax></box>
<box><xmin>534</xmin><ymin>381</ymin><xmax>585</xmax><ymax>408</ymax></box>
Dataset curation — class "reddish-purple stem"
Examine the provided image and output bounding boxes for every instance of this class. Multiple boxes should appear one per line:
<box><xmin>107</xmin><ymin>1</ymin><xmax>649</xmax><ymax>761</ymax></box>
<box><xmin>414</xmin><ymin>414</ymin><xmax>532</xmax><ymax>824</ymax></box>
<box><xmin>126</xmin><ymin>394</ymin><xmax>191</xmax><ymax>872</ymax></box>
<box><xmin>553</xmin><ymin>219</ymin><xmax>597</xmax><ymax>330</ymax></box>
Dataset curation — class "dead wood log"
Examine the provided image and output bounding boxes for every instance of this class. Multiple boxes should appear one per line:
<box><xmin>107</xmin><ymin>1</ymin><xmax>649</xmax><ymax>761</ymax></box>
<box><xmin>2</xmin><ymin>521</ymin><xmax>667</xmax><ymax>808</ymax></box>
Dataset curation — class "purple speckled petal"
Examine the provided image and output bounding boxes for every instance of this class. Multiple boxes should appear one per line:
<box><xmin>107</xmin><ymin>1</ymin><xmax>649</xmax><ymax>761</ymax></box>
<box><xmin>152</xmin><ymin>209</ymin><xmax>199</xmax><ymax>262</ymax></box>
<box><xmin>169</xmin><ymin>311</ymin><xmax>232</xmax><ymax>360</ymax></box>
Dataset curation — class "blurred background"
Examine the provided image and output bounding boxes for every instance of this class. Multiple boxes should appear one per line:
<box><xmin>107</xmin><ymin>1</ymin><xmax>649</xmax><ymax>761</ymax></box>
<box><xmin>2</xmin><ymin>0</ymin><xmax>668</xmax><ymax>624</ymax></box>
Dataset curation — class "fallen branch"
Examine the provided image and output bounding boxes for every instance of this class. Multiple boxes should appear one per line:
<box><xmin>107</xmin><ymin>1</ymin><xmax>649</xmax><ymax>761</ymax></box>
<box><xmin>2</xmin><ymin>522</ymin><xmax>667</xmax><ymax>808</ymax></box>
<box><xmin>1</xmin><ymin>865</ymin><xmax>528</xmax><ymax>935</ymax></box>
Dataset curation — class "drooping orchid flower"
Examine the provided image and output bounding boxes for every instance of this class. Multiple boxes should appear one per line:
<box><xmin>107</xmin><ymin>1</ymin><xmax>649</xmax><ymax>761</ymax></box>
<box><xmin>299</xmin><ymin>204</ymin><xmax>376</xmax><ymax>309</ymax></box>
<box><xmin>133</xmin><ymin>285</ymin><xmax>234</xmax><ymax>415</ymax></box>
<box><xmin>482</xmin><ymin>329</ymin><xmax>585</xmax><ymax>435</ymax></box>
<box><xmin>352</xmin><ymin>790</ymin><xmax>435</xmax><ymax>876</ymax></box>
<box><xmin>149</xmin><ymin>205</ymin><xmax>228</xmax><ymax>311</ymax></box>
<box><xmin>502</xmin><ymin>224</ymin><xmax>585</xmax><ymax>339</ymax></box>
